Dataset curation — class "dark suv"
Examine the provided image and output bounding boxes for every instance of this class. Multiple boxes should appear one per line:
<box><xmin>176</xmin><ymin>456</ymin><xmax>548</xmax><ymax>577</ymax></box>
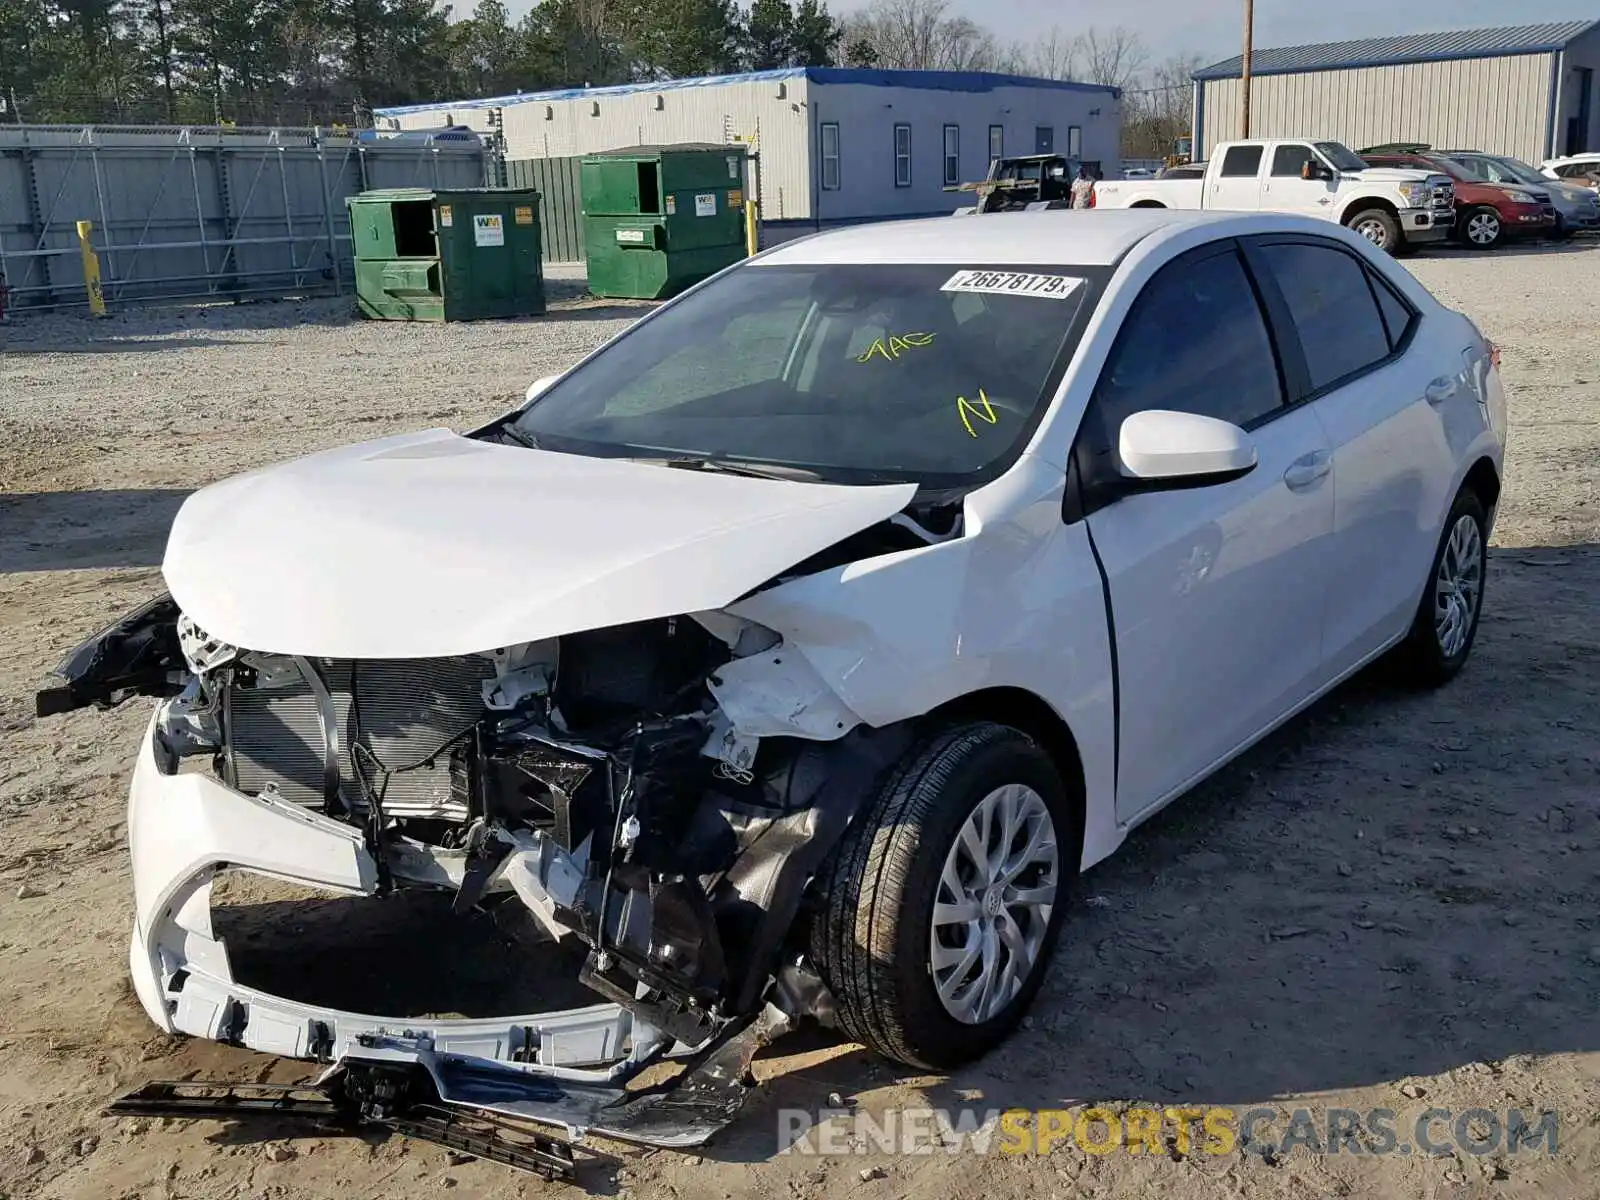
<box><xmin>1361</xmin><ymin>145</ymin><xmax>1555</xmax><ymax>248</ymax></box>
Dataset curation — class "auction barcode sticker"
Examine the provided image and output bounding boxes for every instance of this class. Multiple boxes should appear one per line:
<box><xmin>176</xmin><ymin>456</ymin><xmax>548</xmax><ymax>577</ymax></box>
<box><xmin>941</xmin><ymin>270</ymin><xmax>1084</xmax><ymax>300</ymax></box>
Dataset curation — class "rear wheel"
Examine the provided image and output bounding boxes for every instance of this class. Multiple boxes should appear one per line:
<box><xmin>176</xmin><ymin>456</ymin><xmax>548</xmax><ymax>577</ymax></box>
<box><xmin>1461</xmin><ymin>206</ymin><xmax>1505</xmax><ymax>249</ymax></box>
<box><xmin>1392</xmin><ymin>488</ymin><xmax>1488</xmax><ymax>686</ymax></box>
<box><xmin>1347</xmin><ymin>207</ymin><xmax>1401</xmax><ymax>253</ymax></box>
<box><xmin>809</xmin><ymin>722</ymin><xmax>1078</xmax><ymax>1070</ymax></box>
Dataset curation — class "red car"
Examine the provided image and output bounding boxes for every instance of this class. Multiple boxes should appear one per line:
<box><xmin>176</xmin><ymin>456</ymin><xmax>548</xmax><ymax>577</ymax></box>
<box><xmin>1361</xmin><ymin>147</ymin><xmax>1556</xmax><ymax>248</ymax></box>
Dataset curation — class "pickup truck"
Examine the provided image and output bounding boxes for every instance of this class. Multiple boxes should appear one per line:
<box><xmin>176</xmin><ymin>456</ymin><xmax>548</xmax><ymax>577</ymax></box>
<box><xmin>1093</xmin><ymin>138</ymin><xmax>1455</xmax><ymax>254</ymax></box>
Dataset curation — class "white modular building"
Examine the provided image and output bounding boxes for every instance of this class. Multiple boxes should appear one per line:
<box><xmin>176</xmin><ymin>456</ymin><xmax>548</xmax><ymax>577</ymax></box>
<box><xmin>1192</xmin><ymin>21</ymin><xmax>1600</xmax><ymax>166</ymax></box>
<box><xmin>375</xmin><ymin>67</ymin><xmax>1121</xmax><ymax>231</ymax></box>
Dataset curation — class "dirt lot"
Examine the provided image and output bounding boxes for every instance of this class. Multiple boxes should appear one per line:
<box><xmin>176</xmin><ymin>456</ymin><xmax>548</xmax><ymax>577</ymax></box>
<box><xmin>1</xmin><ymin>246</ymin><xmax>1596</xmax><ymax>1200</ymax></box>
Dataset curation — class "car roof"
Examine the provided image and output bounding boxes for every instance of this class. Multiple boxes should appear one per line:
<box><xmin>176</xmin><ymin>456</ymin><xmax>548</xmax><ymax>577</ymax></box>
<box><xmin>757</xmin><ymin>210</ymin><xmax>1245</xmax><ymax>267</ymax></box>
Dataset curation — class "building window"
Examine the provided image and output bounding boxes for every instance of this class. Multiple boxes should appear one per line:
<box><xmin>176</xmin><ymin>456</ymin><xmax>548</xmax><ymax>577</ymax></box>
<box><xmin>1067</xmin><ymin>125</ymin><xmax>1082</xmax><ymax>158</ymax></box>
<box><xmin>943</xmin><ymin>124</ymin><xmax>961</xmax><ymax>186</ymax></box>
<box><xmin>988</xmin><ymin>124</ymin><xmax>1003</xmax><ymax>162</ymax></box>
<box><xmin>894</xmin><ymin>123</ymin><xmax>912</xmax><ymax>187</ymax></box>
<box><xmin>820</xmin><ymin>121</ymin><xmax>840</xmax><ymax>191</ymax></box>
<box><xmin>1035</xmin><ymin>125</ymin><xmax>1054</xmax><ymax>154</ymax></box>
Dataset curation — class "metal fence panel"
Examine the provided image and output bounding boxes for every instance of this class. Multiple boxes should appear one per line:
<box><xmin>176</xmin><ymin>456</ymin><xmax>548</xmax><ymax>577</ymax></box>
<box><xmin>505</xmin><ymin>156</ymin><xmax>585</xmax><ymax>263</ymax></box>
<box><xmin>0</xmin><ymin>125</ymin><xmax>490</xmax><ymax>312</ymax></box>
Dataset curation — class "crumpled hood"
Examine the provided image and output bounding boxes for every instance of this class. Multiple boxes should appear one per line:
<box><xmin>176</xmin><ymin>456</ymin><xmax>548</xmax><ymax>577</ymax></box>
<box><xmin>163</xmin><ymin>429</ymin><xmax>917</xmax><ymax>659</ymax></box>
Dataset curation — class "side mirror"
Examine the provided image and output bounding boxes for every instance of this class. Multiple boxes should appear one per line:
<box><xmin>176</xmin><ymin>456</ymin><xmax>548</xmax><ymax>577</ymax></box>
<box><xmin>525</xmin><ymin>375</ymin><xmax>559</xmax><ymax>404</ymax></box>
<box><xmin>1118</xmin><ymin>410</ymin><xmax>1258</xmax><ymax>487</ymax></box>
<box><xmin>1301</xmin><ymin>161</ymin><xmax>1334</xmax><ymax>181</ymax></box>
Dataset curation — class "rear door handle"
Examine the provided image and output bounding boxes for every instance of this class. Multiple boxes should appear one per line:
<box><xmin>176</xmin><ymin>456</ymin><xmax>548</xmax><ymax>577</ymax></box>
<box><xmin>1426</xmin><ymin>376</ymin><xmax>1460</xmax><ymax>404</ymax></box>
<box><xmin>1283</xmin><ymin>451</ymin><xmax>1333</xmax><ymax>490</ymax></box>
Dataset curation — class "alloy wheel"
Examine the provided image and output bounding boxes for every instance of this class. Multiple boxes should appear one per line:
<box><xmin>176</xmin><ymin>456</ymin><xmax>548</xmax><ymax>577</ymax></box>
<box><xmin>1434</xmin><ymin>514</ymin><xmax>1483</xmax><ymax>658</ymax></box>
<box><xmin>1467</xmin><ymin>212</ymin><xmax>1501</xmax><ymax>246</ymax></box>
<box><xmin>930</xmin><ymin>783</ymin><xmax>1060</xmax><ymax>1025</ymax></box>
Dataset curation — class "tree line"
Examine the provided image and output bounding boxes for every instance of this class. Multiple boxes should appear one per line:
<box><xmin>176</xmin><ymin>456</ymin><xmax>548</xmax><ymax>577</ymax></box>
<box><xmin>1</xmin><ymin>0</ymin><xmax>1202</xmax><ymax>156</ymax></box>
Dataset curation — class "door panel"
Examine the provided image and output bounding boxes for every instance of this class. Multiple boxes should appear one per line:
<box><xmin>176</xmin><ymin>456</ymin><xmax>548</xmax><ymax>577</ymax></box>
<box><xmin>1210</xmin><ymin>144</ymin><xmax>1266</xmax><ymax>210</ymax></box>
<box><xmin>1076</xmin><ymin>241</ymin><xmax>1334</xmax><ymax>821</ymax></box>
<box><xmin>1092</xmin><ymin>407</ymin><xmax>1335</xmax><ymax>820</ymax></box>
<box><xmin>1261</xmin><ymin>143</ymin><xmax>1338</xmax><ymax>218</ymax></box>
<box><xmin>1245</xmin><ymin>236</ymin><xmax>1460</xmax><ymax>677</ymax></box>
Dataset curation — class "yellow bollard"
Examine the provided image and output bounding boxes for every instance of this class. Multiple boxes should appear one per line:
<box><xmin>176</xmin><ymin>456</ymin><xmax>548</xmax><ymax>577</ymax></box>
<box><xmin>76</xmin><ymin>220</ymin><xmax>107</xmax><ymax>316</ymax></box>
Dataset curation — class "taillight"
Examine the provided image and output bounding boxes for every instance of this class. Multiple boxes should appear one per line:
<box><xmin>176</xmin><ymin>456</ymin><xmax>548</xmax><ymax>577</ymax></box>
<box><xmin>1488</xmin><ymin>341</ymin><xmax>1501</xmax><ymax>369</ymax></box>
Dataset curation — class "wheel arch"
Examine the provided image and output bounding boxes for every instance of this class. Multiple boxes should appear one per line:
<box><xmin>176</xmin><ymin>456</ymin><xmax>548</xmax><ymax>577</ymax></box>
<box><xmin>1339</xmin><ymin>195</ymin><xmax>1399</xmax><ymax>226</ymax></box>
<box><xmin>1461</xmin><ymin>455</ymin><xmax>1502</xmax><ymax>515</ymax></box>
<box><xmin>926</xmin><ymin>686</ymin><xmax>1088</xmax><ymax>853</ymax></box>
<box><xmin>1130</xmin><ymin>199</ymin><xmax>1167</xmax><ymax>209</ymax></box>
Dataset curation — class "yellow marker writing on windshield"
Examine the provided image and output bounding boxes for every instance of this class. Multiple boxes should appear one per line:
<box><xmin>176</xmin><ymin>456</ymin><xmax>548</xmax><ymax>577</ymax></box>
<box><xmin>858</xmin><ymin>331</ymin><xmax>935</xmax><ymax>363</ymax></box>
<box><xmin>958</xmin><ymin>388</ymin><xmax>998</xmax><ymax>437</ymax></box>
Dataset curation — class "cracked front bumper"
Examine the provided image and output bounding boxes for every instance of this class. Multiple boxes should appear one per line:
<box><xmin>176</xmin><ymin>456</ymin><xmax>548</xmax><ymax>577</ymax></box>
<box><xmin>126</xmin><ymin>712</ymin><xmax>656</xmax><ymax>1079</ymax></box>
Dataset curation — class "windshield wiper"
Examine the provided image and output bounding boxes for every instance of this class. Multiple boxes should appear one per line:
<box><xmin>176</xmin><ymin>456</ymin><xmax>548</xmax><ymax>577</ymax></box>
<box><xmin>652</xmin><ymin>456</ymin><xmax>825</xmax><ymax>482</ymax></box>
<box><xmin>496</xmin><ymin>423</ymin><xmax>542</xmax><ymax>450</ymax></box>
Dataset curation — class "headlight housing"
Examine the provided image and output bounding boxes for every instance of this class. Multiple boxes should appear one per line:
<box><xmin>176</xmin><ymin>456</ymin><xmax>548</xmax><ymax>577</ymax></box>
<box><xmin>1501</xmin><ymin>188</ymin><xmax>1535</xmax><ymax>204</ymax></box>
<box><xmin>1398</xmin><ymin>182</ymin><xmax>1431</xmax><ymax>207</ymax></box>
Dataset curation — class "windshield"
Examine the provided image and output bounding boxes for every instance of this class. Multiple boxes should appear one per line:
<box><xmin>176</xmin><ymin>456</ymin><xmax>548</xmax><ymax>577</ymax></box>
<box><xmin>508</xmin><ymin>263</ymin><xmax>1099</xmax><ymax>488</ymax></box>
<box><xmin>1315</xmin><ymin>141</ymin><xmax>1368</xmax><ymax>172</ymax></box>
<box><xmin>1451</xmin><ymin>154</ymin><xmax>1543</xmax><ymax>187</ymax></box>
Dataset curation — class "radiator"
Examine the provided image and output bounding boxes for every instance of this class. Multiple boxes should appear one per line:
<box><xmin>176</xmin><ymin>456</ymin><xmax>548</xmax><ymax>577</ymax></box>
<box><xmin>223</xmin><ymin>656</ymin><xmax>494</xmax><ymax>821</ymax></box>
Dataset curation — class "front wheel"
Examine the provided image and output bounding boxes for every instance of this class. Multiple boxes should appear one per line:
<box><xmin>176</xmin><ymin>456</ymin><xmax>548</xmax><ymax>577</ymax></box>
<box><xmin>1392</xmin><ymin>488</ymin><xmax>1488</xmax><ymax>686</ymax></box>
<box><xmin>809</xmin><ymin>722</ymin><xmax>1078</xmax><ymax>1070</ymax></box>
<box><xmin>1347</xmin><ymin>207</ymin><xmax>1401</xmax><ymax>253</ymax></box>
<box><xmin>1460</xmin><ymin>206</ymin><xmax>1505</xmax><ymax>249</ymax></box>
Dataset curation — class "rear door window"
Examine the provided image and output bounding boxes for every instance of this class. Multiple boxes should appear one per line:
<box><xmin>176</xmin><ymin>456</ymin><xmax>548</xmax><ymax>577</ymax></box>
<box><xmin>1253</xmin><ymin>240</ymin><xmax>1395</xmax><ymax>394</ymax></box>
<box><xmin>1220</xmin><ymin>145</ymin><xmax>1264</xmax><ymax>177</ymax></box>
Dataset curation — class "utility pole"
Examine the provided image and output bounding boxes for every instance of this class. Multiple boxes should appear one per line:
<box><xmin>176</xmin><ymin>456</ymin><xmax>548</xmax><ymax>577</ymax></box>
<box><xmin>1241</xmin><ymin>0</ymin><xmax>1255</xmax><ymax>137</ymax></box>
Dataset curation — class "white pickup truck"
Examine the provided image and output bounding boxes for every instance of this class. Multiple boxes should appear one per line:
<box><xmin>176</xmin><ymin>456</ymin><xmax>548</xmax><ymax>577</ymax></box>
<box><xmin>1093</xmin><ymin>139</ymin><xmax>1456</xmax><ymax>254</ymax></box>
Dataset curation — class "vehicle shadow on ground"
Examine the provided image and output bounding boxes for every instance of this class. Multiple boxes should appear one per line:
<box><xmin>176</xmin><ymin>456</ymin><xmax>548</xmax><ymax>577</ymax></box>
<box><xmin>703</xmin><ymin>544</ymin><xmax>1600</xmax><ymax>1166</ymax></box>
<box><xmin>0</xmin><ymin>488</ymin><xmax>190</xmax><ymax>572</ymax></box>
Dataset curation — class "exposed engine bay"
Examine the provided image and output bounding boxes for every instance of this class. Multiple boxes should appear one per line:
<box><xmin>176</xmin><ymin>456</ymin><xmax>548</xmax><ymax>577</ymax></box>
<box><xmin>35</xmin><ymin>499</ymin><xmax>963</xmax><ymax>1151</ymax></box>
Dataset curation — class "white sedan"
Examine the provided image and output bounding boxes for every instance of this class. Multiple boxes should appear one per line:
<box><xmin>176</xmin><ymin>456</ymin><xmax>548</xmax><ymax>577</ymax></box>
<box><xmin>38</xmin><ymin>209</ymin><xmax>1506</xmax><ymax>1147</ymax></box>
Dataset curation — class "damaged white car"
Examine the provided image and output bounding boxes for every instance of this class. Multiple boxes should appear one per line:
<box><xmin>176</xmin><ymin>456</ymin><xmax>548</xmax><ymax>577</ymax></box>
<box><xmin>39</xmin><ymin>209</ymin><xmax>1506</xmax><ymax>1158</ymax></box>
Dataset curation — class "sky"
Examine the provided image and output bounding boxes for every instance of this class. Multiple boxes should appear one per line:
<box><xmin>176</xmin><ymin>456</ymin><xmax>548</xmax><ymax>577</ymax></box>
<box><xmin>494</xmin><ymin>0</ymin><xmax>1600</xmax><ymax>69</ymax></box>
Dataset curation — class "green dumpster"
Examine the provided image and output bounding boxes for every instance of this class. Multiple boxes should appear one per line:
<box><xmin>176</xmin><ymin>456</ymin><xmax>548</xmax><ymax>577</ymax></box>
<box><xmin>346</xmin><ymin>187</ymin><xmax>547</xmax><ymax>321</ymax></box>
<box><xmin>581</xmin><ymin>144</ymin><xmax>749</xmax><ymax>300</ymax></box>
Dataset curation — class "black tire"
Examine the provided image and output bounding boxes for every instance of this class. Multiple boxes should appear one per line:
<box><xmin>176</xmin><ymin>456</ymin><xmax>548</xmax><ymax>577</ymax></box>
<box><xmin>1392</xmin><ymin>488</ymin><xmax>1488</xmax><ymax>687</ymax></box>
<box><xmin>1347</xmin><ymin>207</ymin><xmax>1401</xmax><ymax>253</ymax></box>
<box><xmin>1550</xmin><ymin>214</ymin><xmax>1573</xmax><ymax>241</ymax></box>
<box><xmin>1460</xmin><ymin>206</ymin><xmax>1505</xmax><ymax>249</ymax></box>
<box><xmin>809</xmin><ymin>722</ymin><xmax>1079</xmax><ymax>1070</ymax></box>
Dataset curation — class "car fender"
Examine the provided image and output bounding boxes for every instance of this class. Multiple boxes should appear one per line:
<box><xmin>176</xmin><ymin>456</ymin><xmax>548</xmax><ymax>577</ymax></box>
<box><xmin>723</xmin><ymin>453</ymin><xmax>1122</xmax><ymax>870</ymax></box>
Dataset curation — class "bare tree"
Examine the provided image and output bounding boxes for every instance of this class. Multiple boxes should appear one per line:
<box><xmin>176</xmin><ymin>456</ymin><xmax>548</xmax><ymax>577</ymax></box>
<box><xmin>844</xmin><ymin>0</ymin><xmax>1003</xmax><ymax>71</ymax></box>
<box><xmin>1072</xmin><ymin>25</ymin><xmax>1147</xmax><ymax>91</ymax></box>
<box><xmin>1122</xmin><ymin>50</ymin><xmax>1206</xmax><ymax>159</ymax></box>
<box><xmin>1013</xmin><ymin>23</ymin><xmax>1076</xmax><ymax>80</ymax></box>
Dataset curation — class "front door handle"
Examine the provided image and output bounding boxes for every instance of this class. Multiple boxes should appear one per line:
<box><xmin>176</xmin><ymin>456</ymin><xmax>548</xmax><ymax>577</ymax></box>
<box><xmin>1283</xmin><ymin>450</ymin><xmax>1333</xmax><ymax>490</ymax></box>
<box><xmin>1426</xmin><ymin>376</ymin><xmax>1460</xmax><ymax>405</ymax></box>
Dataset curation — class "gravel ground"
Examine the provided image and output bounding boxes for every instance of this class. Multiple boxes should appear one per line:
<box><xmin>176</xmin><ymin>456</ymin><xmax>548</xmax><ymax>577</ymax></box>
<box><xmin>1</xmin><ymin>244</ymin><xmax>1597</xmax><ymax>1200</ymax></box>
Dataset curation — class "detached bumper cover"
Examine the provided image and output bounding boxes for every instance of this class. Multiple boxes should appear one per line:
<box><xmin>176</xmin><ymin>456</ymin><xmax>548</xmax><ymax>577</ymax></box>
<box><xmin>126</xmin><ymin>713</ymin><xmax>654</xmax><ymax>1078</ymax></box>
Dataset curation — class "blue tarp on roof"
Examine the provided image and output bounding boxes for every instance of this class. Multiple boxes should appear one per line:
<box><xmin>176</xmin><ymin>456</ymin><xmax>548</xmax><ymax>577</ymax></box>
<box><xmin>373</xmin><ymin>66</ymin><xmax>1118</xmax><ymax>118</ymax></box>
<box><xmin>1193</xmin><ymin>20</ymin><xmax>1598</xmax><ymax>81</ymax></box>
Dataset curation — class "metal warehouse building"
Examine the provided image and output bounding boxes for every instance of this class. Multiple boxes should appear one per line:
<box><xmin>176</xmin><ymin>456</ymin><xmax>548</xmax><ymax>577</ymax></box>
<box><xmin>376</xmin><ymin>68</ymin><xmax>1121</xmax><ymax>230</ymax></box>
<box><xmin>1192</xmin><ymin>20</ymin><xmax>1600</xmax><ymax>165</ymax></box>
